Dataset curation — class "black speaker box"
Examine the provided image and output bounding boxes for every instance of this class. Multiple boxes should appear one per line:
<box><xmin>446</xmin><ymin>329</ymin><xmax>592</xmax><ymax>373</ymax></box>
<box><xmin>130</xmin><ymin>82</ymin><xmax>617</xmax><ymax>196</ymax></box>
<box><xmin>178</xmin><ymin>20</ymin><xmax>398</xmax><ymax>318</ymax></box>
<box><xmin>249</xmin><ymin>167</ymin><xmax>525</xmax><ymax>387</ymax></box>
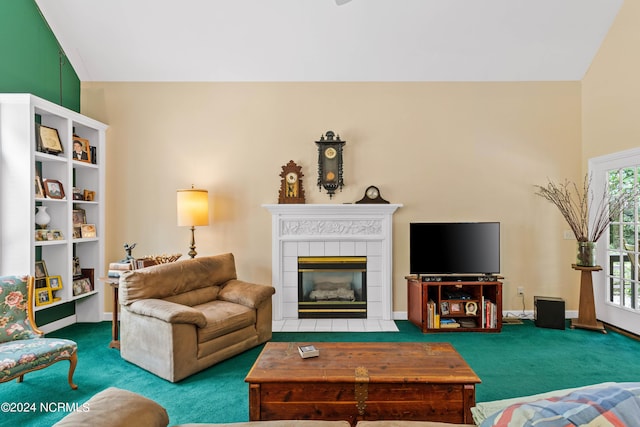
<box><xmin>534</xmin><ymin>296</ymin><xmax>565</xmax><ymax>330</ymax></box>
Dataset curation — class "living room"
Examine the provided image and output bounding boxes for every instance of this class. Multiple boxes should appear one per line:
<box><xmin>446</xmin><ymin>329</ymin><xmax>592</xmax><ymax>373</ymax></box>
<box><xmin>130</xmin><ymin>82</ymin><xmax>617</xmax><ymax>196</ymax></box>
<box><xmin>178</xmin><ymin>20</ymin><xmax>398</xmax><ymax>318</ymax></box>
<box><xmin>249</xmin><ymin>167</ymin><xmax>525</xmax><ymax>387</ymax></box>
<box><xmin>2</xmin><ymin>1</ymin><xmax>640</xmax><ymax>426</ymax></box>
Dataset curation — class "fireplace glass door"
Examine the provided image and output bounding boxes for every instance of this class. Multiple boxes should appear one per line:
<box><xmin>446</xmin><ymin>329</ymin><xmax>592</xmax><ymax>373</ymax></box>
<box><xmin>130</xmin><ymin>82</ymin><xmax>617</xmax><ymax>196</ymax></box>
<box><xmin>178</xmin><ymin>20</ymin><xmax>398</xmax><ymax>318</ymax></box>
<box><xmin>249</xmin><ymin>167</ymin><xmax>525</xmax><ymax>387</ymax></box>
<box><xmin>298</xmin><ymin>256</ymin><xmax>367</xmax><ymax>318</ymax></box>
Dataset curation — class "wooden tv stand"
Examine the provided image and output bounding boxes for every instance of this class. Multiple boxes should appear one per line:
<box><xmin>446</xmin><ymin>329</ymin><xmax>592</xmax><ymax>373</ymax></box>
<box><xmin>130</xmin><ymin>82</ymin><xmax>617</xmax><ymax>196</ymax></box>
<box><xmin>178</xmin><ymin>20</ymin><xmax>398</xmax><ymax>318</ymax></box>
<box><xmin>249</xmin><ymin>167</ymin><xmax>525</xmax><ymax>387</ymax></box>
<box><xmin>407</xmin><ymin>276</ymin><xmax>503</xmax><ymax>333</ymax></box>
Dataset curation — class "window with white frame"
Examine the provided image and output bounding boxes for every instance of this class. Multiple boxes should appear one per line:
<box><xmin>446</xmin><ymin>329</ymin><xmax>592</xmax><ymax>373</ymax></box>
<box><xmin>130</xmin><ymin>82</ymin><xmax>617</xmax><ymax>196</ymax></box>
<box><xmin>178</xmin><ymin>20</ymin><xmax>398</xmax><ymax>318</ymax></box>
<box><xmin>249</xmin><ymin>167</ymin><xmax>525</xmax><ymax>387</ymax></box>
<box><xmin>606</xmin><ymin>167</ymin><xmax>639</xmax><ymax>311</ymax></box>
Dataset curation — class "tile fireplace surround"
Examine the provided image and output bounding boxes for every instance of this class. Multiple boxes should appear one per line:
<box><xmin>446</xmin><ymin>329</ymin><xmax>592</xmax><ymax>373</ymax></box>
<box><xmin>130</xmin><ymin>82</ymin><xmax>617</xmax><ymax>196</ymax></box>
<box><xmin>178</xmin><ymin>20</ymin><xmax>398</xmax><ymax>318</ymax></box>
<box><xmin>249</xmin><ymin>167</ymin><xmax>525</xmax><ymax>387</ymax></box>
<box><xmin>264</xmin><ymin>203</ymin><xmax>402</xmax><ymax>332</ymax></box>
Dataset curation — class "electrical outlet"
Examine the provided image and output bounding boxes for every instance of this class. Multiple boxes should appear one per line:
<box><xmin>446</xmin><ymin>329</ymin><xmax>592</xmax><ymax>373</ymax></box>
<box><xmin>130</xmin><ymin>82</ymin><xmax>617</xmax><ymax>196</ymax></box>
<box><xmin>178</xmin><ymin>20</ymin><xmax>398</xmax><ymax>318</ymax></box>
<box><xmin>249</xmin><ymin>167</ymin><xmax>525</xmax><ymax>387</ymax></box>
<box><xmin>517</xmin><ymin>286</ymin><xmax>524</xmax><ymax>295</ymax></box>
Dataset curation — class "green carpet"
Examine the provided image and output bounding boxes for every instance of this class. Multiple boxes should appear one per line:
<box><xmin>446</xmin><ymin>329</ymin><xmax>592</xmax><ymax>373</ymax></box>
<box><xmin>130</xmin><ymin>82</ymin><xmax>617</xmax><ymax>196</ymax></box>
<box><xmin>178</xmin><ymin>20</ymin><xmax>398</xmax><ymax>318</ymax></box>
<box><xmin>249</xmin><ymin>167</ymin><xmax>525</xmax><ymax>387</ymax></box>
<box><xmin>2</xmin><ymin>320</ymin><xmax>640</xmax><ymax>426</ymax></box>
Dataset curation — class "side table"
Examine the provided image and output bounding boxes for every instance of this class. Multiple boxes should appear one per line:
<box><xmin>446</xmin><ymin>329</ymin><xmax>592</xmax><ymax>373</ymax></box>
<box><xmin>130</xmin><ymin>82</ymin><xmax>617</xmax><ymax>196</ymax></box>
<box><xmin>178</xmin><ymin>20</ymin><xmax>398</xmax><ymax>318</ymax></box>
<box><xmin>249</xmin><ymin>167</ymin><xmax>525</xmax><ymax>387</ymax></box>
<box><xmin>100</xmin><ymin>277</ymin><xmax>121</xmax><ymax>349</ymax></box>
<box><xmin>570</xmin><ymin>264</ymin><xmax>606</xmax><ymax>333</ymax></box>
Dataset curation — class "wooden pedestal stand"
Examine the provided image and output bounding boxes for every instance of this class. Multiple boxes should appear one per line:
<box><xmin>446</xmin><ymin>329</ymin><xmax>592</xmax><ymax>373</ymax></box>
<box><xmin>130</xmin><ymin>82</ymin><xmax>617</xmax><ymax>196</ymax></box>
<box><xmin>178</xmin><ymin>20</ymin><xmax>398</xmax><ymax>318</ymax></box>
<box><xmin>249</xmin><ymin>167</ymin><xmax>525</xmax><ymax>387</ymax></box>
<box><xmin>570</xmin><ymin>264</ymin><xmax>606</xmax><ymax>334</ymax></box>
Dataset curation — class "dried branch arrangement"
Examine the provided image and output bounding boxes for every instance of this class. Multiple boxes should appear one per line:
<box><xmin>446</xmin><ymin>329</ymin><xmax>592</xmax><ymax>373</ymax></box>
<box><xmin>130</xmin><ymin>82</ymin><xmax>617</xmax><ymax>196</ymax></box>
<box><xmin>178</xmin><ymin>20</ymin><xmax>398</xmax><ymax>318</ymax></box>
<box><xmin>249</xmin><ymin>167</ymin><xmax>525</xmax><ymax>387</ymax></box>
<box><xmin>535</xmin><ymin>174</ymin><xmax>637</xmax><ymax>243</ymax></box>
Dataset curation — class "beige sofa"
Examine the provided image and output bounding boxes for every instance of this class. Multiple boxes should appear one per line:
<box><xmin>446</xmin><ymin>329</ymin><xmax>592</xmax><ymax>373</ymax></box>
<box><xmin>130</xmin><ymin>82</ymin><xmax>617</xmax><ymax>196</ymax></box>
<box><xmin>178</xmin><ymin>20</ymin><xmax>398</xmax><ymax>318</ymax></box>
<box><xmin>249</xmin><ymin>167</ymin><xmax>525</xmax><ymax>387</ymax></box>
<box><xmin>118</xmin><ymin>253</ymin><xmax>275</xmax><ymax>382</ymax></box>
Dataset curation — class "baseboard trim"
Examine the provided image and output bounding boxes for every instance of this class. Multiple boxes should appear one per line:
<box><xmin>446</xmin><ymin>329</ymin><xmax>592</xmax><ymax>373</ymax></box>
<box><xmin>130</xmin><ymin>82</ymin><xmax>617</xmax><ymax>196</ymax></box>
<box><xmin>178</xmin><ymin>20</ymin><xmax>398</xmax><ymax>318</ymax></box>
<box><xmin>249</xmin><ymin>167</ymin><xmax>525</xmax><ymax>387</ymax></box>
<box><xmin>39</xmin><ymin>315</ymin><xmax>77</xmax><ymax>333</ymax></box>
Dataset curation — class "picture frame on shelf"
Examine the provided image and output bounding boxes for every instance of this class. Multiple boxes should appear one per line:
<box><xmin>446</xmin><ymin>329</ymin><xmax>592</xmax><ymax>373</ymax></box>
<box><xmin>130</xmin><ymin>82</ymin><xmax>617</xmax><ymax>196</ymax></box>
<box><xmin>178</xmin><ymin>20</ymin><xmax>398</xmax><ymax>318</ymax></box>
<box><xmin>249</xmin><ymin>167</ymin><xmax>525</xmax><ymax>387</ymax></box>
<box><xmin>72</xmin><ymin>208</ymin><xmax>86</xmax><ymax>226</ymax></box>
<box><xmin>72</xmin><ymin>187</ymin><xmax>84</xmax><ymax>200</ymax></box>
<box><xmin>83</xmin><ymin>190</ymin><xmax>95</xmax><ymax>201</ymax></box>
<box><xmin>73</xmin><ymin>277</ymin><xmax>92</xmax><ymax>296</ymax></box>
<box><xmin>35</xmin><ymin>175</ymin><xmax>45</xmax><ymax>198</ymax></box>
<box><xmin>449</xmin><ymin>302</ymin><xmax>463</xmax><ymax>314</ymax></box>
<box><xmin>43</xmin><ymin>179</ymin><xmax>65</xmax><ymax>199</ymax></box>
<box><xmin>34</xmin><ymin>260</ymin><xmax>48</xmax><ymax>279</ymax></box>
<box><xmin>440</xmin><ymin>301</ymin><xmax>450</xmax><ymax>315</ymax></box>
<box><xmin>35</xmin><ymin>287</ymin><xmax>53</xmax><ymax>306</ymax></box>
<box><xmin>73</xmin><ymin>257</ymin><xmax>82</xmax><ymax>277</ymax></box>
<box><xmin>35</xmin><ymin>278</ymin><xmax>47</xmax><ymax>289</ymax></box>
<box><xmin>73</xmin><ymin>226</ymin><xmax>82</xmax><ymax>239</ymax></box>
<box><xmin>47</xmin><ymin>275</ymin><xmax>63</xmax><ymax>291</ymax></box>
<box><xmin>51</xmin><ymin>230</ymin><xmax>64</xmax><ymax>240</ymax></box>
<box><xmin>81</xmin><ymin>224</ymin><xmax>96</xmax><ymax>238</ymax></box>
<box><xmin>35</xmin><ymin>123</ymin><xmax>63</xmax><ymax>154</ymax></box>
<box><xmin>35</xmin><ymin>229</ymin><xmax>51</xmax><ymax>241</ymax></box>
<box><xmin>72</xmin><ymin>136</ymin><xmax>91</xmax><ymax>163</ymax></box>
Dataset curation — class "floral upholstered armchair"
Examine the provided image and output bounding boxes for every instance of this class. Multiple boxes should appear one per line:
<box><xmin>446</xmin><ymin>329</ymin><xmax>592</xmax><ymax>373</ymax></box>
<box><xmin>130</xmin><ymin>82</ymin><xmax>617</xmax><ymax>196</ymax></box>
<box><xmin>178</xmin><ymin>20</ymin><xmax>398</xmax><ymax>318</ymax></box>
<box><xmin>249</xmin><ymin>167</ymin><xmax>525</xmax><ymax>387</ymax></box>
<box><xmin>0</xmin><ymin>275</ymin><xmax>78</xmax><ymax>389</ymax></box>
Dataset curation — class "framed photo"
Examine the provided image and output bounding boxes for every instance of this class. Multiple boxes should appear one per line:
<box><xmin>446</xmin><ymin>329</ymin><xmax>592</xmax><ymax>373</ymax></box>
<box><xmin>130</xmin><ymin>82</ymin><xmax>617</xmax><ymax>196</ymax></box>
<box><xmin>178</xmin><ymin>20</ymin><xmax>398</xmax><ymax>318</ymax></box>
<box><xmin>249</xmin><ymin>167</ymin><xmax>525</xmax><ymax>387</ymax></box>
<box><xmin>440</xmin><ymin>301</ymin><xmax>450</xmax><ymax>316</ymax></box>
<box><xmin>73</xmin><ymin>257</ymin><xmax>82</xmax><ymax>277</ymax></box>
<box><xmin>35</xmin><ymin>229</ymin><xmax>51</xmax><ymax>241</ymax></box>
<box><xmin>73</xmin><ymin>226</ymin><xmax>82</xmax><ymax>239</ymax></box>
<box><xmin>47</xmin><ymin>275</ymin><xmax>63</xmax><ymax>291</ymax></box>
<box><xmin>36</xmin><ymin>124</ymin><xmax>63</xmax><ymax>154</ymax></box>
<box><xmin>73</xmin><ymin>277</ymin><xmax>92</xmax><ymax>296</ymax></box>
<box><xmin>43</xmin><ymin>179</ymin><xmax>65</xmax><ymax>199</ymax></box>
<box><xmin>72</xmin><ymin>208</ymin><xmax>86</xmax><ymax>226</ymax></box>
<box><xmin>449</xmin><ymin>301</ymin><xmax>463</xmax><ymax>314</ymax></box>
<box><xmin>35</xmin><ymin>287</ymin><xmax>53</xmax><ymax>306</ymax></box>
<box><xmin>35</xmin><ymin>175</ymin><xmax>45</xmax><ymax>198</ymax></box>
<box><xmin>83</xmin><ymin>190</ymin><xmax>95</xmax><ymax>201</ymax></box>
<box><xmin>72</xmin><ymin>136</ymin><xmax>91</xmax><ymax>163</ymax></box>
<box><xmin>34</xmin><ymin>260</ymin><xmax>48</xmax><ymax>279</ymax></box>
<box><xmin>465</xmin><ymin>301</ymin><xmax>478</xmax><ymax>316</ymax></box>
<box><xmin>50</xmin><ymin>229</ymin><xmax>64</xmax><ymax>240</ymax></box>
<box><xmin>81</xmin><ymin>224</ymin><xmax>96</xmax><ymax>238</ymax></box>
<box><xmin>72</xmin><ymin>187</ymin><xmax>84</xmax><ymax>200</ymax></box>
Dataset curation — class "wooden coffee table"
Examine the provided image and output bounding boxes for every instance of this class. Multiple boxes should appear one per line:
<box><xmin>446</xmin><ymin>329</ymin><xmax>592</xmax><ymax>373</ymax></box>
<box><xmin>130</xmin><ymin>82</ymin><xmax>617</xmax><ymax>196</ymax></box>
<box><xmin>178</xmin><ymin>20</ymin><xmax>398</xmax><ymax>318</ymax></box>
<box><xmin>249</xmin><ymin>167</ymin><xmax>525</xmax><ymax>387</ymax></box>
<box><xmin>245</xmin><ymin>342</ymin><xmax>480</xmax><ymax>426</ymax></box>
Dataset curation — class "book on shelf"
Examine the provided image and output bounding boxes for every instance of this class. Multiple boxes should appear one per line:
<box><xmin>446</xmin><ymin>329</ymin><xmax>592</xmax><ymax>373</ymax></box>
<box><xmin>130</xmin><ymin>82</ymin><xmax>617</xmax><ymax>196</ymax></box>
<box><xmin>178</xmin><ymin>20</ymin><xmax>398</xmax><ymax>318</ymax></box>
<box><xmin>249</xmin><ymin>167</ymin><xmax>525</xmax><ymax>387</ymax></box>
<box><xmin>109</xmin><ymin>261</ymin><xmax>133</xmax><ymax>270</ymax></box>
<box><xmin>427</xmin><ymin>299</ymin><xmax>436</xmax><ymax>328</ymax></box>
<box><xmin>107</xmin><ymin>260</ymin><xmax>133</xmax><ymax>278</ymax></box>
<box><xmin>440</xmin><ymin>319</ymin><xmax>460</xmax><ymax>328</ymax></box>
<box><xmin>483</xmin><ymin>298</ymin><xmax>497</xmax><ymax>329</ymax></box>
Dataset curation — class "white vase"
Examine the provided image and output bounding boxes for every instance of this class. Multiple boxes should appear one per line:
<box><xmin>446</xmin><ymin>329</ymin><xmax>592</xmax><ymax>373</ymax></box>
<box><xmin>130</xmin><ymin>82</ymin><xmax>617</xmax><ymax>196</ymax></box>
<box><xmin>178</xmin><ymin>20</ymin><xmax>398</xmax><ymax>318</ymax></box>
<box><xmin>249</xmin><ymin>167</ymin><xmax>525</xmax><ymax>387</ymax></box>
<box><xmin>35</xmin><ymin>206</ymin><xmax>51</xmax><ymax>229</ymax></box>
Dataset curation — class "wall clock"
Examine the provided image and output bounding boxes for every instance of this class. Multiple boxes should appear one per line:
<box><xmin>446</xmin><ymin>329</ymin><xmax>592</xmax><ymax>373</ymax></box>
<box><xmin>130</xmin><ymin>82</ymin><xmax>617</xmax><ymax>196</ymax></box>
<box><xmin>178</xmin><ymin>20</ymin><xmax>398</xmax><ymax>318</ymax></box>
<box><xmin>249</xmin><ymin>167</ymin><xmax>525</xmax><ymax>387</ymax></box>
<box><xmin>315</xmin><ymin>131</ymin><xmax>345</xmax><ymax>198</ymax></box>
<box><xmin>278</xmin><ymin>160</ymin><xmax>305</xmax><ymax>204</ymax></box>
<box><xmin>355</xmin><ymin>185</ymin><xmax>389</xmax><ymax>204</ymax></box>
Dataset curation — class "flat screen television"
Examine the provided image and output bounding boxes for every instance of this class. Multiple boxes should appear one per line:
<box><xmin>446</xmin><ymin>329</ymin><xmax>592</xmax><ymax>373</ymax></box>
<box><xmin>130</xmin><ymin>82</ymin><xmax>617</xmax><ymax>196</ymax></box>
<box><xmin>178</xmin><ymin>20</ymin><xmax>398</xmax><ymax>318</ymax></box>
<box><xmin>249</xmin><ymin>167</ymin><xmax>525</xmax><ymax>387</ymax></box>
<box><xmin>409</xmin><ymin>222</ymin><xmax>500</xmax><ymax>275</ymax></box>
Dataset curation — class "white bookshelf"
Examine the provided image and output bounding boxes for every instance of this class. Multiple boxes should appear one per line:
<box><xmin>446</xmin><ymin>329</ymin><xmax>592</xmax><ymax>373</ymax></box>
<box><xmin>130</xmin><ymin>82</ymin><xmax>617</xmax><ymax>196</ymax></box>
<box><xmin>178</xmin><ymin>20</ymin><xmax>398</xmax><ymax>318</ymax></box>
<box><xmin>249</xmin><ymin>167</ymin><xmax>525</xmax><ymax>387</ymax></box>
<box><xmin>0</xmin><ymin>93</ymin><xmax>107</xmax><ymax>326</ymax></box>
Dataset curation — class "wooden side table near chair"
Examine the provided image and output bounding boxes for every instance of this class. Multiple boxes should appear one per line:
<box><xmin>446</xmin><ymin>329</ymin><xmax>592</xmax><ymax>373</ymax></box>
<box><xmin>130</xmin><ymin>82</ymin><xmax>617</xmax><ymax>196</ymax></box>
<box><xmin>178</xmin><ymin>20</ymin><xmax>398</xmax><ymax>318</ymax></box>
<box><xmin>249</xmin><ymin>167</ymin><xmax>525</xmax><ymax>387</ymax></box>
<box><xmin>100</xmin><ymin>276</ymin><xmax>121</xmax><ymax>349</ymax></box>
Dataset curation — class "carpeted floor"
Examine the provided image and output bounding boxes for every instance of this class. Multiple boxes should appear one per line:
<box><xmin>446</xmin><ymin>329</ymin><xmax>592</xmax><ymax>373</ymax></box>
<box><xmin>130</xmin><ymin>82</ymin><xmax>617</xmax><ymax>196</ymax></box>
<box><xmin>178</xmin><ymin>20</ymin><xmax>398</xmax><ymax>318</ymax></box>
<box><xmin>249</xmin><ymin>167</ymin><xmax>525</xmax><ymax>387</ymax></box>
<box><xmin>2</xmin><ymin>320</ymin><xmax>640</xmax><ymax>426</ymax></box>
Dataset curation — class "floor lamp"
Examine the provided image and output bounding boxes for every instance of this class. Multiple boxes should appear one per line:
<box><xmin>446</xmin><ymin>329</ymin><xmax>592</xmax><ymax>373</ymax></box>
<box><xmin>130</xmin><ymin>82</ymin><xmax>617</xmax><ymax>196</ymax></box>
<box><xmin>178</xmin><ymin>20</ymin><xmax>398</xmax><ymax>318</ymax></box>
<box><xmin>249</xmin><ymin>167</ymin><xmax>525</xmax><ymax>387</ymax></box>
<box><xmin>177</xmin><ymin>186</ymin><xmax>209</xmax><ymax>258</ymax></box>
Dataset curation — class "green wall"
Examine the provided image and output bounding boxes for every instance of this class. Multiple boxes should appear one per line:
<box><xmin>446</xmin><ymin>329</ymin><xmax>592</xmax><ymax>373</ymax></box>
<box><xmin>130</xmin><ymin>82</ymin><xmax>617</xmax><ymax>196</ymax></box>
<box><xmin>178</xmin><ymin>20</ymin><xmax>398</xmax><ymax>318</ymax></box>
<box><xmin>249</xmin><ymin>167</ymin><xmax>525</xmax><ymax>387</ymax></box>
<box><xmin>0</xmin><ymin>0</ymin><xmax>80</xmax><ymax>111</ymax></box>
<box><xmin>1</xmin><ymin>1</ymin><xmax>81</xmax><ymax>324</ymax></box>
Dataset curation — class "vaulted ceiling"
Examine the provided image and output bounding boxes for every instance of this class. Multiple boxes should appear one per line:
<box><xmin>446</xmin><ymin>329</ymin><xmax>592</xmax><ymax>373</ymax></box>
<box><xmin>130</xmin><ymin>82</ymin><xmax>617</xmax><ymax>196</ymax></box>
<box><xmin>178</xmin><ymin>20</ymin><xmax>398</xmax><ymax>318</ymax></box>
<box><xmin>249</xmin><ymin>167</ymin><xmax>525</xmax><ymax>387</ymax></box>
<box><xmin>35</xmin><ymin>0</ymin><xmax>623</xmax><ymax>82</ymax></box>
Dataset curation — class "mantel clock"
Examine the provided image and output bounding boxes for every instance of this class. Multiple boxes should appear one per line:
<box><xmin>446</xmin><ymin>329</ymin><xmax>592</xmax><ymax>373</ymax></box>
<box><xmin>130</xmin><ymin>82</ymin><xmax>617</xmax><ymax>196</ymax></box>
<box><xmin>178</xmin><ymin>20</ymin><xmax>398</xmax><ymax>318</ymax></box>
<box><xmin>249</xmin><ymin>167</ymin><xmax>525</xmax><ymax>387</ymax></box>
<box><xmin>316</xmin><ymin>131</ymin><xmax>345</xmax><ymax>198</ymax></box>
<box><xmin>356</xmin><ymin>185</ymin><xmax>389</xmax><ymax>204</ymax></box>
<box><xmin>278</xmin><ymin>160</ymin><xmax>305</xmax><ymax>204</ymax></box>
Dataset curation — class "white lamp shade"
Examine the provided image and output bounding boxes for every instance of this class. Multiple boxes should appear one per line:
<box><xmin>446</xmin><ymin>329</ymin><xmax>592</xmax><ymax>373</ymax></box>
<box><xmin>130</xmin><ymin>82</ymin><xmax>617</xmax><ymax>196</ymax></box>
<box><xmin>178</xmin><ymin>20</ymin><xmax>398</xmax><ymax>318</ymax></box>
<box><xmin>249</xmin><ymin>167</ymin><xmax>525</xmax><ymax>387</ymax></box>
<box><xmin>177</xmin><ymin>188</ymin><xmax>209</xmax><ymax>227</ymax></box>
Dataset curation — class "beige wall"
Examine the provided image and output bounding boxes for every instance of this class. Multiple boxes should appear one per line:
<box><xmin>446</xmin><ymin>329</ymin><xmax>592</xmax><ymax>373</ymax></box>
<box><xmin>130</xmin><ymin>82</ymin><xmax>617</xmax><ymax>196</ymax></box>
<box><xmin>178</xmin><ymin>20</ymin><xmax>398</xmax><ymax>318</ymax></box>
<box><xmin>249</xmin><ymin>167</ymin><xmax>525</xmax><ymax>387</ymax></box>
<box><xmin>583</xmin><ymin>0</ymin><xmax>640</xmax><ymax>160</ymax></box>
<box><xmin>81</xmin><ymin>81</ymin><xmax>583</xmax><ymax>315</ymax></box>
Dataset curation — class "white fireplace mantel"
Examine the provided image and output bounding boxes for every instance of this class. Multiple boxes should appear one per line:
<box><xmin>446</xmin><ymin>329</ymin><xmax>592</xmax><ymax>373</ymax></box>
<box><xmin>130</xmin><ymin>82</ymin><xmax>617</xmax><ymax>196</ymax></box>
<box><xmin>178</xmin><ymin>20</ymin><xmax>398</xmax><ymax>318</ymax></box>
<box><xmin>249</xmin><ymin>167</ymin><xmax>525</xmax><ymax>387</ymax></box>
<box><xmin>264</xmin><ymin>204</ymin><xmax>401</xmax><ymax>331</ymax></box>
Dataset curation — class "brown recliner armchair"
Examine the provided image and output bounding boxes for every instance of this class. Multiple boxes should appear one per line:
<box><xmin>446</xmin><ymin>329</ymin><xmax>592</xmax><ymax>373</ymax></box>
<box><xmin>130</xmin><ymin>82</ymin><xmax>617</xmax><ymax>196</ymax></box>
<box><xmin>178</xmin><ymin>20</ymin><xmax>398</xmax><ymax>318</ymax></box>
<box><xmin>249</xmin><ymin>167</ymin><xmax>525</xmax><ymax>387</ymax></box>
<box><xmin>118</xmin><ymin>253</ymin><xmax>275</xmax><ymax>382</ymax></box>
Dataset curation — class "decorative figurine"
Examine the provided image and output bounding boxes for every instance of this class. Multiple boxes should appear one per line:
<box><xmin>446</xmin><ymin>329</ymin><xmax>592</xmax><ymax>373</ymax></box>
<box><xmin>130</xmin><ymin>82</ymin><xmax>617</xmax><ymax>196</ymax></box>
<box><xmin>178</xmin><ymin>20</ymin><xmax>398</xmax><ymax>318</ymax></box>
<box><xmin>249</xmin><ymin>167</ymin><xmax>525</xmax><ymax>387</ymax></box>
<box><xmin>121</xmin><ymin>243</ymin><xmax>137</xmax><ymax>262</ymax></box>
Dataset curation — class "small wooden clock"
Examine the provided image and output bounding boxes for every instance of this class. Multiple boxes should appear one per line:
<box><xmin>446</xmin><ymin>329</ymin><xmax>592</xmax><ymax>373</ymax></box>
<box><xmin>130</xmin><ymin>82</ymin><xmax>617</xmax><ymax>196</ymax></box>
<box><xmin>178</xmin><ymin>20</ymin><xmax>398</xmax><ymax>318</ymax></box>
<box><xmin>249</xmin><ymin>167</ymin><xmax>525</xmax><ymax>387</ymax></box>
<box><xmin>278</xmin><ymin>160</ymin><xmax>305</xmax><ymax>204</ymax></box>
<box><xmin>316</xmin><ymin>131</ymin><xmax>345</xmax><ymax>198</ymax></box>
<box><xmin>356</xmin><ymin>185</ymin><xmax>389</xmax><ymax>204</ymax></box>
